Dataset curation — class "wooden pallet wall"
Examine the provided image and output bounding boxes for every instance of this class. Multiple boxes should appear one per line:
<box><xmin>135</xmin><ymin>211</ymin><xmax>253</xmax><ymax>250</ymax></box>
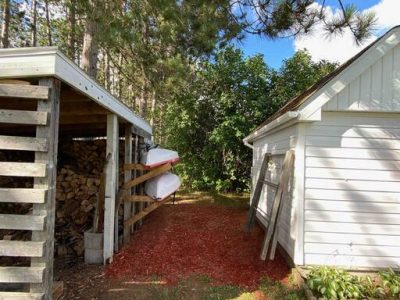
<box><xmin>0</xmin><ymin>79</ymin><xmax>60</xmax><ymax>300</ymax></box>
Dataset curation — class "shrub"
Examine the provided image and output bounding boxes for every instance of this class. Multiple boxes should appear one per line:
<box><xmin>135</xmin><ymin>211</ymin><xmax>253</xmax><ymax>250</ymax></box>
<box><xmin>379</xmin><ymin>268</ymin><xmax>400</xmax><ymax>298</ymax></box>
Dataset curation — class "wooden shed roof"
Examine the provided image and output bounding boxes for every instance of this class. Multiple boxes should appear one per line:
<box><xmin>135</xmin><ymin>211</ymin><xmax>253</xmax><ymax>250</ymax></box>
<box><xmin>0</xmin><ymin>47</ymin><xmax>152</xmax><ymax>137</ymax></box>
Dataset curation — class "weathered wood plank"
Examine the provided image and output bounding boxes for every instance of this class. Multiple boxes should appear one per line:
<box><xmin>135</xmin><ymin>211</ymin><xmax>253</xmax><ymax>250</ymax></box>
<box><xmin>0</xmin><ymin>267</ymin><xmax>45</xmax><ymax>283</ymax></box>
<box><xmin>0</xmin><ymin>241</ymin><xmax>45</xmax><ymax>257</ymax></box>
<box><xmin>245</xmin><ymin>153</ymin><xmax>270</xmax><ymax>232</ymax></box>
<box><xmin>124</xmin><ymin>196</ymin><xmax>172</xmax><ymax>228</ymax></box>
<box><xmin>0</xmin><ymin>292</ymin><xmax>44</xmax><ymax>300</ymax></box>
<box><xmin>0</xmin><ymin>135</ymin><xmax>48</xmax><ymax>152</ymax></box>
<box><xmin>123</xmin><ymin>163</ymin><xmax>146</xmax><ymax>171</ymax></box>
<box><xmin>0</xmin><ymin>110</ymin><xmax>48</xmax><ymax>125</ymax></box>
<box><xmin>0</xmin><ymin>214</ymin><xmax>46</xmax><ymax>230</ymax></box>
<box><xmin>0</xmin><ymin>162</ymin><xmax>46</xmax><ymax>177</ymax></box>
<box><xmin>123</xmin><ymin>163</ymin><xmax>171</xmax><ymax>190</ymax></box>
<box><xmin>0</xmin><ymin>83</ymin><xmax>49</xmax><ymax>100</ymax></box>
<box><xmin>30</xmin><ymin>78</ymin><xmax>61</xmax><ymax>297</ymax></box>
<box><xmin>0</xmin><ymin>188</ymin><xmax>46</xmax><ymax>203</ymax></box>
<box><xmin>124</xmin><ymin>195</ymin><xmax>154</xmax><ymax>202</ymax></box>
<box><xmin>123</xmin><ymin>124</ymin><xmax>133</xmax><ymax>245</ymax></box>
<box><xmin>104</xmin><ymin>114</ymin><xmax>118</xmax><ymax>264</ymax></box>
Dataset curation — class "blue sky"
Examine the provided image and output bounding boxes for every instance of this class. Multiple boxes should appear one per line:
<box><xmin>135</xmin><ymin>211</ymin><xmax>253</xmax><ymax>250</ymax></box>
<box><xmin>235</xmin><ymin>0</ymin><xmax>397</xmax><ymax>69</ymax></box>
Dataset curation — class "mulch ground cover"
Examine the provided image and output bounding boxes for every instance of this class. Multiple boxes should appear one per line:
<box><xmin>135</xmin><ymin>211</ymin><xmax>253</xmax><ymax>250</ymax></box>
<box><xmin>106</xmin><ymin>202</ymin><xmax>290</xmax><ymax>288</ymax></box>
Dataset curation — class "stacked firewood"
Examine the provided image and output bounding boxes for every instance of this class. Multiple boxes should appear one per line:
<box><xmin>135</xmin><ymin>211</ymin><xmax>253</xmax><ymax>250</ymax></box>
<box><xmin>55</xmin><ymin>166</ymin><xmax>101</xmax><ymax>258</ymax></box>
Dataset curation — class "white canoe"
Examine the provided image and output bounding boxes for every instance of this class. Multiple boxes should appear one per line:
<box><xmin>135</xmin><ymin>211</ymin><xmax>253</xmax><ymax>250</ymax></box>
<box><xmin>145</xmin><ymin>172</ymin><xmax>181</xmax><ymax>200</ymax></box>
<box><xmin>141</xmin><ymin>148</ymin><xmax>179</xmax><ymax>169</ymax></box>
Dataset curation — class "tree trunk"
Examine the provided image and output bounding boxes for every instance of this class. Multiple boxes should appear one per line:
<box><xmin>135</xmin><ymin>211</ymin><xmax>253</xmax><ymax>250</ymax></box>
<box><xmin>31</xmin><ymin>0</ymin><xmax>37</xmax><ymax>47</ymax></box>
<box><xmin>1</xmin><ymin>0</ymin><xmax>10</xmax><ymax>48</ymax></box>
<box><xmin>45</xmin><ymin>0</ymin><xmax>52</xmax><ymax>46</ymax></box>
<box><xmin>67</xmin><ymin>0</ymin><xmax>76</xmax><ymax>59</ymax></box>
<box><xmin>82</xmin><ymin>0</ymin><xmax>99</xmax><ymax>78</ymax></box>
<box><xmin>104</xmin><ymin>51</ymin><xmax>111</xmax><ymax>90</ymax></box>
<box><xmin>149</xmin><ymin>90</ymin><xmax>157</xmax><ymax>127</ymax></box>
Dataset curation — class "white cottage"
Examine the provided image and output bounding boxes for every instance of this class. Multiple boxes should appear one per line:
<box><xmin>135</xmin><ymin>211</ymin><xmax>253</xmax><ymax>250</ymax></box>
<box><xmin>244</xmin><ymin>26</ymin><xmax>400</xmax><ymax>269</ymax></box>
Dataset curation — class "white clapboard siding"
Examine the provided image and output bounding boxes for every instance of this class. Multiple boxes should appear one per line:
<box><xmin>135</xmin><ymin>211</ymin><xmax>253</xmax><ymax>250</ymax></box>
<box><xmin>306</xmin><ymin>178</ymin><xmax>400</xmax><ymax>193</ymax></box>
<box><xmin>305</xmin><ymin>221</ymin><xmax>400</xmax><ymax>235</ymax></box>
<box><xmin>0</xmin><ymin>292</ymin><xmax>44</xmax><ymax>300</ymax></box>
<box><xmin>306</xmin><ymin>168</ymin><xmax>400</xmax><ymax>182</ymax></box>
<box><xmin>306</xmin><ymin>136</ymin><xmax>400</xmax><ymax>150</ymax></box>
<box><xmin>306</xmin><ymin>157</ymin><xmax>400</xmax><ymax>171</ymax></box>
<box><xmin>305</xmin><ymin>232</ymin><xmax>400</xmax><ymax>247</ymax></box>
<box><xmin>305</xmin><ymin>254</ymin><xmax>400</xmax><ymax>268</ymax></box>
<box><xmin>0</xmin><ymin>267</ymin><xmax>45</xmax><ymax>283</ymax></box>
<box><xmin>304</xmin><ymin>243</ymin><xmax>400</xmax><ymax>257</ymax></box>
<box><xmin>0</xmin><ymin>241</ymin><xmax>45</xmax><ymax>257</ymax></box>
<box><xmin>322</xmin><ymin>45</ymin><xmax>400</xmax><ymax>112</ymax></box>
<box><xmin>0</xmin><ymin>188</ymin><xmax>47</xmax><ymax>203</ymax></box>
<box><xmin>305</xmin><ymin>188</ymin><xmax>400</xmax><ymax>203</ymax></box>
<box><xmin>0</xmin><ymin>162</ymin><xmax>47</xmax><ymax>177</ymax></box>
<box><xmin>0</xmin><ymin>135</ymin><xmax>48</xmax><ymax>152</ymax></box>
<box><xmin>0</xmin><ymin>214</ymin><xmax>46</xmax><ymax>231</ymax></box>
<box><xmin>305</xmin><ymin>210</ymin><xmax>400</xmax><ymax>225</ymax></box>
<box><xmin>0</xmin><ymin>83</ymin><xmax>49</xmax><ymax>100</ymax></box>
<box><xmin>305</xmin><ymin>200</ymin><xmax>400</xmax><ymax>213</ymax></box>
<box><xmin>306</xmin><ymin>126</ymin><xmax>400</xmax><ymax>139</ymax></box>
<box><xmin>0</xmin><ymin>110</ymin><xmax>48</xmax><ymax>125</ymax></box>
<box><xmin>306</xmin><ymin>147</ymin><xmax>400</xmax><ymax>160</ymax></box>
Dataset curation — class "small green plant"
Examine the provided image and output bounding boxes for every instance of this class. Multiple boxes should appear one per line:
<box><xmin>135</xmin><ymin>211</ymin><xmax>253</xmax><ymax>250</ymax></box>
<box><xmin>307</xmin><ymin>266</ymin><xmax>366</xmax><ymax>299</ymax></box>
<box><xmin>379</xmin><ymin>268</ymin><xmax>400</xmax><ymax>298</ymax></box>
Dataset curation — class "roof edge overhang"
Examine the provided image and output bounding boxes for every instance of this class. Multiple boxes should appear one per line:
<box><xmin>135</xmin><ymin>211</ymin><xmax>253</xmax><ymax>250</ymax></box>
<box><xmin>244</xmin><ymin>25</ymin><xmax>400</xmax><ymax>145</ymax></box>
<box><xmin>0</xmin><ymin>47</ymin><xmax>152</xmax><ymax>137</ymax></box>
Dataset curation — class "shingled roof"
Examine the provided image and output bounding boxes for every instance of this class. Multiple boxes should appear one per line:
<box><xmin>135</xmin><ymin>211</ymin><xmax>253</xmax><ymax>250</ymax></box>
<box><xmin>248</xmin><ymin>25</ymin><xmax>400</xmax><ymax>137</ymax></box>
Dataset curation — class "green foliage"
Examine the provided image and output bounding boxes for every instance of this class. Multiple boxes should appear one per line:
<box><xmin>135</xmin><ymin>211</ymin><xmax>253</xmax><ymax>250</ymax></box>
<box><xmin>307</xmin><ymin>266</ymin><xmax>399</xmax><ymax>299</ymax></box>
<box><xmin>307</xmin><ymin>267</ymin><xmax>365</xmax><ymax>299</ymax></box>
<box><xmin>162</xmin><ymin>47</ymin><xmax>336</xmax><ymax>192</ymax></box>
<box><xmin>380</xmin><ymin>268</ymin><xmax>400</xmax><ymax>297</ymax></box>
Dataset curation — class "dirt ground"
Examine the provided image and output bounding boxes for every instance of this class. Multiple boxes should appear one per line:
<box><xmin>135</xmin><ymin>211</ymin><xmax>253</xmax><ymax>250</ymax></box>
<box><xmin>55</xmin><ymin>193</ymin><xmax>305</xmax><ymax>300</ymax></box>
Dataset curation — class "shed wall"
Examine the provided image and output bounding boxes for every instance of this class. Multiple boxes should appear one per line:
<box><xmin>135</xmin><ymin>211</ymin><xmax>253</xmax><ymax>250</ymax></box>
<box><xmin>252</xmin><ymin>125</ymin><xmax>298</xmax><ymax>260</ymax></box>
<box><xmin>303</xmin><ymin>111</ymin><xmax>400</xmax><ymax>268</ymax></box>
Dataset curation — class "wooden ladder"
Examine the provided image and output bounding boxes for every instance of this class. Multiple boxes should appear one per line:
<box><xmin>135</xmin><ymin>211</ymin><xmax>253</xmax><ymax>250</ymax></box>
<box><xmin>245</xmin><ymin>150</ymin><xmax>295</xmax><ymax>261</ymax></box>
<box><xmin>0</xmin><ymin>81</ymin><xmax>60</xmax><ymax>299</ymax></box>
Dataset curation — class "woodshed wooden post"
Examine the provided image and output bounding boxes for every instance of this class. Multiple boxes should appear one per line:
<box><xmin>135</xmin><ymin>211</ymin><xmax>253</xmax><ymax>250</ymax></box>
<box><xmin>30</xmin><ymin>77</ymin><xmax>61</xmax><ymax>299</ymax></box>
<box><xmin>123</xmin><ymin>123</ymin><xmax>133</xmax><ymax>244</ymax></box>
<box><xmin>104</xmin><ymin>114</ymin><xmax>118</xmax><ymax>264</ymax></box>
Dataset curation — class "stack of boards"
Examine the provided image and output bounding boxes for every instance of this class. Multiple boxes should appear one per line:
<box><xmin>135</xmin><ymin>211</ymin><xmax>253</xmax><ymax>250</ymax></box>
<box><xmin>141</xmin><ymin>148</ymin><xmax>181</xmax><ymax>201</ymax></box>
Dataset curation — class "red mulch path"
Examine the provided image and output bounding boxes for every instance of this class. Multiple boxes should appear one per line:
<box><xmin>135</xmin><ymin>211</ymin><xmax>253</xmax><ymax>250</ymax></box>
<box><xmin>106</xmin><ymin>203</ymin><xmax>290</xmax><ymax>288</ymax></box>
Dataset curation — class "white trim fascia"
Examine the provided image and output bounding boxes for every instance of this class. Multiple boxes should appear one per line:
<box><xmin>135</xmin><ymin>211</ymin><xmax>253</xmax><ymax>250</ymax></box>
<box><xmin>244</xmin><ymin>111</ymin><xmax>299</xmax><ymax>144</ymax></box>
<box><xmin>0</xmin><ymin>47</ymin><xmax>152</xmax><ymax>136</ymax></box>
<box><xmin>298</xmin><ymin>29</ymin><xmax>400</xmax><ymax>121</ymax></box>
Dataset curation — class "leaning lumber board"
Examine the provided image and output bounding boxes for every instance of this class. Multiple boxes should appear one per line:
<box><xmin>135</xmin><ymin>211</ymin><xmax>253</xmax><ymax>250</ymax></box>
<box><xmin>0</xmin><ymin>162</ymin><xmax>47</xmax><ymax>177</ymax></box>
<box><xmin>0</xmin><ymin>110</ymin><xmax>48</xmax><ymax>125</ymax></box>
<box><xmin>0</xmin><ymin>292</ymin><xmax>44</xmax><ymax>300</ymax></box>
<box><xmin>0</xmin><ymin>135</ymin><xmax>48</xmax><ymax>152</ymax></box>
<box><xmin>0</xmin><ymin>241</ymin><xmax>45</xmax><ymax>257</ymax></box>
<box><xmin>0</xmin><ymin>214</ymin><xmax>46</xmax><ymax>231</ymax></box>
<box><xmin>123</xmin><ymin>195</ymin><xmax>154</xmax><ymax>202</ymax></box>
<box><xmin>0</xmin><ymin>188</ymin><xmax>47</xmax><ymax>203</ymax></box>
<box><xmin>0</xmin><ymin>83</ymin><xmax>49</xmax><ymax>100</ymax></box>
<box><xmin>123</xmin><ymin>163</ymin><xmax>171</xmax><ymax>189</ymax></box>
<box><xmin>124</xmin><ymin>196</ymin><xmax>172</xmax><ymax>228</ymax></box>
<box><xmin>0</xmin><ymin>267</ymin><xmax>45</xmax><ymax>283</ymax></box>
